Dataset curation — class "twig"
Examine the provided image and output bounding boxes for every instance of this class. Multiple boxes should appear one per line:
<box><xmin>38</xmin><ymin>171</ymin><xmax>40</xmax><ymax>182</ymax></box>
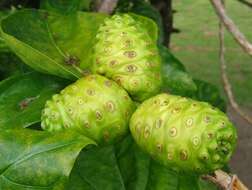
<box><xmin>237</xmin><ymin>0</ymin><xmax>252</xmax><ymax>9</ymax></box>
<box><xmin>218</xmin><ymin>0</ymin><xmax>252</xmax><ymax>125</ymax></box>
<box><xmin>96</xmin><ymin>0</ymin><xmax>118</xmax><ymax>14</ymax></box>
<box><xmin>210</xmin><ymin>0</ymin><xmax>252</xmax><ymax>56</ymax></box>
<box><xmin>202</xmin><ymin>170</ymin><xmax>249</xmax><ymax>190</ymax></box>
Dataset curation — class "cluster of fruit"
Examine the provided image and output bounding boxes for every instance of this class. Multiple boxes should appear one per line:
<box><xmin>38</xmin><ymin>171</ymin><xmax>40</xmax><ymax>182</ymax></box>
<box><xmin>41</xmin><ymin>14</ymin><xmax>237</xmax><ymax>174</ymax></box>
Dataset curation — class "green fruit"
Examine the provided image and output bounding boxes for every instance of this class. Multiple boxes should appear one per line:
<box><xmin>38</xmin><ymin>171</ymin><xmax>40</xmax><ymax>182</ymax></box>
<box><xmin>130</xmin><ymin>93</ymin><xmax>237</xmax><ymax>173</ymax></box>
<box><xmin>41</xmin><ymin>74</ymin><xmax>136</xmax><ymax>145</ymax></box>
<box><xmin>92</xmin><ymin>14</ymin><xmax>162</xmax><ymax>102</ymax></box>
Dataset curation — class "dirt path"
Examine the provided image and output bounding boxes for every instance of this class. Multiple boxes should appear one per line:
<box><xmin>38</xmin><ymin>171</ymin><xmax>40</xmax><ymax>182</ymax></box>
<box><xmin>228</xmin><ymin>106</ymin><xmax>252</xmax><ymax>188</ymax></box>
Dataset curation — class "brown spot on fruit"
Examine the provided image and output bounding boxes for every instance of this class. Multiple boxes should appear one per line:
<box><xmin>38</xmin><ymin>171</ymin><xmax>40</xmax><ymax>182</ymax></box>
<box><xmin>106</xmin><ymin>101</ymin><xmax>115</xmax><ymax>112</ymax></box>
<box><xmin>109</xmin><ymin>60</ymin><xmax>118</xmax><ymax>67</ymax></box>
<box><xmin>104</xmin><ymin>80</ymin><xmax>112</xmax><ymax>87</ymax></box>
<box><xmin>124</xmin><ymin>51</ymin><xmax>137</xmax><ymax>58</ymax></box>
<box><xmin>84</xmin><ymin>122</ymin><xmax>90</xmax><ymax>128</ymax></box>
<box><xmin>186</xmin><ymin>118</ymin><xmax>193</xmax><ymax>127</ymax></box>
<box><xmin>144</xmin><ymin>126</ymin><xmax>150</xmax><ymax>139</ymax></box>
<box><xmin>87</xmin><ymin>89</ymin><xmax>95</xmax><ymax>96</ymax></box>
<box><xmin>192</xmin><ymin>136</ymin><xmax>200</xmax><ymax>146</ymax></box>
<box><xmin>126</xmin><ymin>64</ymin><xmax>137</xmax><ymax>72</ymax></box>
<box><xmin>180</xmin><ymin>150</ymin><xmax>188</xmax><ymax>160</ymax></box>
<box><xmin>104</xmin><ymin>131</ymin><xmax>110</xmax><ymax>142</ymax></box>
<box><xmin>167</xmin><ymin>152</ymin><xmax>173</xmax><ymax>160</ymax></box>
<box><xmin>96</xmin><ymin>110</ymin><xmax>103</xmax><ymax>120</ymax></box>
<box><xmin>157</xmin><ymin>144</ymin><xmax>163</xmax><ymax>152</ymax></box>
<box><xmin>169</xmin><ymin>127</ymin><xmax>177</xmax><ymax>137</ymax></box>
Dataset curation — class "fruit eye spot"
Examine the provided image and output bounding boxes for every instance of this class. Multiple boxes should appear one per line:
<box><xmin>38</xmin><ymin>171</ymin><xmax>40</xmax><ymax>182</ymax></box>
<box><xmin>207</xmin><ymin>133</ymin><xmax>214</xmax><ymax>139</ymax></box>
<box><xmin>109</xmin><ymin>60</ymin><xmax>118</xmax><ymax>67</ymax></box>
<box><xmin>220</xmin><ymin>121</ymin><xmax>226</xmax><ymax>128</ymax></box>
<box><xmin>103</xmin><ymin>131</ymin><xmax>110</xmax><ymax>142</ymax></box>
<box><xmin>180</xmin><ymin>150</ymin><xmax>188</xmax><ymax>161</ymax></box>
<box><xmin>160</xmin><ymin>100</ymin><xmax>169</xmax><ymax>106</ymax></box>
<box><xmin>155</xmin><ymin>119</ymin><xmax>162</xmax><ymax>129</ymax></box>
<box><xmin>96</xmin><ymin>58</ymin><xmax>100</xmax><ymax>65</ymax></box>
<box><xmin>204</xmin><ymin>116</ymin><xmax>211</xmax><ymax>123</ymax></box>
<box><xmin>106</xmin><ymin>101</ymin><xmax>115</xmax><ymax>112</ymax></box>
<box><xmin>186</xmin><ymin>118</ymin><xmax>193</xmax><ymax>127</ymax></box>
<box><xmin>124</xmin><ymin>51</ymin><xmax>137</xmax><ymax>58</ymax></box>
<box><xmin>120</xmin><ymin>31</ymin><xmax>127</xmax><ymax>36</ymax></box>
<box><xmin>87</xmin><ymin>89</ymin><xmax>95</xmax><ymax>96</ymax></box>
<box><xmin>169</xmin><ymin>127</ymin><xmax>177</xmax><ymax>137</ymax></box>
<box><xmin>68</xmin><ymin>108</ymin><xmax>73</xmax><ymax>114</ymax></box>
<box><xmin>171</xmin><ymin>107</ymin><xmax>181</xmax><ymax>114</ymax></box>
<box><xmin>126</xmin><ymin>64</ymin><xmax>137</xmax><ymax>72</ymax></box>
<box><xmin>78</xmin><ymin>99</ymin><xmax>83</xmax><ymax>105</ymax></box>
<box><xmin>104</xmin><ymin>80</ymin><xmax>112</xmax><ymax>87</ymax></box>
<box><xmin>144</xmin><ymin>126</ymin><xmax>150</xmax><ymax>139</ymax></box>
<box><xmin>84</xmin><ymin>122</ymin><xmax>90</xmax><ymax>128</ymax></box>
<box><xmin>115</xmin><ymin>76</ymin><xmax>123</xmax><ymax>85</ymax></box>
<box><xmin>157</xmin><ymin>144</ymin><xmax>163</xmax><ymax>152</ymax></box>
<box><xmin>192</xmin><ymin>136</ymin><xmax>200</xmax><ymax>146</ymax></box>
<box><xmin>96</xmin><ymin>110</ymin><xmax>103</xmax><ymax>120</ymax></box>
<box><xmin>167</xmin><ymin>152</ymin><xmax>173</xmax><ymax>160</ymax></box>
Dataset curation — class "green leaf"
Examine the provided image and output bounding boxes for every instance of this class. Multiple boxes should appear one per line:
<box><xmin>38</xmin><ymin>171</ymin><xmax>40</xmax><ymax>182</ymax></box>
<box><xmin>191</xmin><ymin>79</ymin><xmax>227</xmax><ymax>112</ymax></box>
<box><xmin>0</xmin><ymin>72</ymin><xmax>68</xmax><ymax>129</ymax></box>
<box><xmin>0</xmin><ymin>9</ymin><xmax>108</xmax><ymax>80</ymax></box>
<box><xmin>68</xmin><ymin>146</ymin><xmax>126</xmax><ymax>190</ymax></box>
<box><xmin>0</xmin><ymin>128</ymin><xmax>95</xmax><ymax>190</ymax></box>
<box><xmin>0</xmin><ymin>52</ymin><xmax>30</xmax><ymax>80</ymax></box>
<box><xmin>159</xmin><ymin>46</ymin><xmax>197</xmax><ymax>96</ymax></box>
<box><xmin>40</xmin><ymin>0</ymin><xmax>82</xmax><ymax>14</ymax></box>
<box><xmin>68</xmin><ymin>136</ymin><xmax>217</xmax><ymax>190</ymax></box>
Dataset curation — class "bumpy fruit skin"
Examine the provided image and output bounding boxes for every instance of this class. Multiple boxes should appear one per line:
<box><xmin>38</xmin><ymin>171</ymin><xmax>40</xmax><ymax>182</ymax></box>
<box><xmin>41</xmin><ymin>74</ymin><xmax>135</xmax><ymax>145</ymax></box>
<box><xmin>130</xmin><ymin>93</ymin><xmax>237</xmax><ymax>173</ymax></box>
<box><xmin>92</xmin><ymin>14</ymin><xmax>162</xmax><ymax>102</ymax></box>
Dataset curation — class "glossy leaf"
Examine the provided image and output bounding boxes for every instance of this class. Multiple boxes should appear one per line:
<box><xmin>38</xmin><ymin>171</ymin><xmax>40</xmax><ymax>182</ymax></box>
<box><xmin>159</xmin><ymin>46</ymin><xmax>197</xmax><ymax>96</ymax></box>
<box><xmin>68</xmin><ymin>136</ymin><xmax>217</xmax><ymax>190</ymax></box>
<box><xmin>40</xmin><ymin>0</ymin><xmax>82</xmax><ymax>14</ymax></box>
<box><xmin>192</xmin><ymin>79</ymin><xmax>227</xmax><ymax>112</ymax></box>
<box><xmin>0</xmin><ymin>9</ymin><xmax>108</xmax><ymax>80</ymax></box>
<box><xmin>0</xmin><ymin>72</ymin><xmax>68</xmax><ymax>129</ymax></box>
<box><xmin>0</xmin><ymin>53</ymin><xmax>30</xmax><ymax>80</ymax></box>
<box><xmin>0</xmin><ymin>128</ymin><xmax>95</xmax><ymax>190</ymax></box>
<box><xmin>68</xmin><ymin>146</ymin><xmax>125</xmax><ymax>190</ymax></box>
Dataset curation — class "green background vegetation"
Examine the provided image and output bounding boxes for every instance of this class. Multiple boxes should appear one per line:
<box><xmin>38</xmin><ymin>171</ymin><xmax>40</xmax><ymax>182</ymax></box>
<box><xmin>171</xmin><ymin>0</ymin><xmax>252</xmax><ymax>107</ymax></box>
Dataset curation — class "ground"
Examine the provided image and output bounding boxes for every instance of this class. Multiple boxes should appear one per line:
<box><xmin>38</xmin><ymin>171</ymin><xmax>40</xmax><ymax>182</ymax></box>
<box><xmin>171</xmin><ymin>0</ymin><xmax>252</xmax><ymax>188</ymax></box>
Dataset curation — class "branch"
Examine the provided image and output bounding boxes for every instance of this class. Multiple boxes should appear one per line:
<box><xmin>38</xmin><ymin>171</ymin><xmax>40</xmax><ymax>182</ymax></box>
<box><xmin>218</xmin><ymin>0</ymin><xmax>252</xmax><ymax>125</ymax></box>
<box><xmin>96</xmin><ymin>0</ymin><xmax>118</xmax><ymax>14</ymax></box>
<box><xmin>237</xmin><ymin>0</ymin><xmax>252</xmax><ymax>9</ymax></box>
<box><xmin>210</xmin><ymin>0</ymin><xmax>252</xmax><ymax>56</ymax></box>
<box><xmin>202</xmin><ymin>170</ymin><xmax>249</xmax><ymax>190</ymax></box>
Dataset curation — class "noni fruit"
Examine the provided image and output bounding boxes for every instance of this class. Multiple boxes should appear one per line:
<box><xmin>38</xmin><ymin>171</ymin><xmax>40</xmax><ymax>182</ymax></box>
<box><xmin>130</xmin><ymin>93</ymin><xmax>237</xmax><ymax>173</ymax></box>
<box><xmin>41</xmin><ymin>74</ymin><xmax>135</xmax><ymax>144</ymax></box>
<box><xmin>92</xmin><ymin>14</ymin><xmax>162</xmax><ymax>102</ymax></box>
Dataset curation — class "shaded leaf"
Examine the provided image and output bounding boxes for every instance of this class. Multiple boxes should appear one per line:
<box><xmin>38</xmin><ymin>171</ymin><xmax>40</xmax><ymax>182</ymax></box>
<box><xmin>0</xmin><ymin>72</ymin><xmax>68</xmax><ymax>129</ymax></box>
<box><xmin>159</xmin><ymin>46</ymin><xmax>197</xmax><ymax>96</ymax></box>
<box><xmin>0</xmin><ymin>52</ymin><xmax>30</xmax><ymax>80</ymax></box>
<box><xmin>40</xmin><ymin>0</ymin><xmax>82</xmax><ymax>14</ymax></box>
<box><xmin>0</xmin><ymin>128</ymin><xmax>95</xmax><ymax>190</ymax></box>
<box><xmin>191</xmin><ymin>79</ymin><xmax>227</xmax><ymax>112</ymax></box>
